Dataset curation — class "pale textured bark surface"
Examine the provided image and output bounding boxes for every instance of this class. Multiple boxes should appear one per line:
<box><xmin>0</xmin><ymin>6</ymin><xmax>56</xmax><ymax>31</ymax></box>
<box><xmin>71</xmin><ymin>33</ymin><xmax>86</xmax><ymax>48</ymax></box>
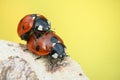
<box><xmin>0</xmin><ymin>40</ymin><xmax>89</xmax><ymax>80</ymax></box>
<box><xmin>0</xmin><ymin>56</ymin><xmax>38</xmax><ymax>80</ymax></box>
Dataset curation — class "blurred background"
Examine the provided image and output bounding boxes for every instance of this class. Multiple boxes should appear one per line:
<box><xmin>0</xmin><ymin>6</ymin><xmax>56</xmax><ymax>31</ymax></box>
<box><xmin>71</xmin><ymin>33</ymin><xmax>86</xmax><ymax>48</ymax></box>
<box><xmin>0</xmin><ymin>0</ymin><xmax>120</xmax><ymax>80</ymax></box>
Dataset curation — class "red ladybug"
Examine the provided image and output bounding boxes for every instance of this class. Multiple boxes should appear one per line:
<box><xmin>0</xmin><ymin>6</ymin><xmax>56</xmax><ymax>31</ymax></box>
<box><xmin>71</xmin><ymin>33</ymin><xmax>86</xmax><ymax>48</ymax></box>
<box><xmin>27</xmin><ymin>31</ymin><xmax>66</xmax><ymax>61</ymax></box>
<box><xmin>17</xmin><ymin>14</ymin><xmax>51</xmax><ymax>41</ymax></box>
<box><xmin>17</xmin><ymin>14</ymin><xmax>67</xmax><ymax>62</ymax></box>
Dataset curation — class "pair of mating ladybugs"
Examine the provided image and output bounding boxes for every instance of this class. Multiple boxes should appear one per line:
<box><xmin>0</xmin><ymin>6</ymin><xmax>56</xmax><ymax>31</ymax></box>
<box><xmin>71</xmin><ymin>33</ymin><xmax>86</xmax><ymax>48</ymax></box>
<box><xmin>17</xmin><ymin>14</ymin><xmax>67</xmax><ymax>63</ymax></box>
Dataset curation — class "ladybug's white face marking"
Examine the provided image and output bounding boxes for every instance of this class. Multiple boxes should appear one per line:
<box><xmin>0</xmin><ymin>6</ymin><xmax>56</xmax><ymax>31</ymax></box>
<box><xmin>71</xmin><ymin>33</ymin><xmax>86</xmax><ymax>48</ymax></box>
<box><xmin>58</xmin><ymin>41</ymin><xmax>60</xmax><ymax>43</ymax></box>
<box><xmin>52</xmin><ymin>43</ymin><xmax>56</xmax><ymax>47</ymax></box>
<box><xmin>32</xmin><ymin>17</ymin><xmax>35</xmax><ymax>20</ymax></box>
<box><xmin>37</xmin><ymin>14</ymin><xmax>40</xmax><ymax>16</ymax></box>
<box><xmin>52</xmin><ymin>53</ymin><xmax>58</xmax><ymax>59</ymax></box>
<box><xmin>38</xmin><ymin>25</ymin><xmax>43</xmax><ymax>31</ymax></box>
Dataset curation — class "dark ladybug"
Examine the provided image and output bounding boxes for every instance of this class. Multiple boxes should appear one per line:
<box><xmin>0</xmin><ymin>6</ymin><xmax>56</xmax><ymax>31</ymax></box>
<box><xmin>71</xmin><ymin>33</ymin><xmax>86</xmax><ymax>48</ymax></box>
<box><xmin>17</xmin><ymin>14</ymin><xmax>51</xmax><ymax>41</ymax></box>
<box><xmin>27</xmin><ymin>31</ymin><xmax>66</xmax><ymax>62</ymax></box>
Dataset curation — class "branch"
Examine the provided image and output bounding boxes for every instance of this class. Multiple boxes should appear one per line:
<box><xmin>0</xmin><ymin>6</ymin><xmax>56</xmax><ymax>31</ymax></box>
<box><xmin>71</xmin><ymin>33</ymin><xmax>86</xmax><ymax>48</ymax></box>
<box><xmin>0</xmin><ymin>40</ymin><xmax>89</xmax><ymax>80</ymax></box>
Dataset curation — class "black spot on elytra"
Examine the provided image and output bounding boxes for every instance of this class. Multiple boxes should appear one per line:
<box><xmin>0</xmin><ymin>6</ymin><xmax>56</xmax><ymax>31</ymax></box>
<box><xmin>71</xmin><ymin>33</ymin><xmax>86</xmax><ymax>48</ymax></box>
<box><xmin>36</xmin><ymin>45</ymin><xmax>40</xmax><ymax>51</ymax></box>
<box><xmin>22</xmin><ymin>26</ymin><xmax>25</xmax><ymax>30</ymax></box>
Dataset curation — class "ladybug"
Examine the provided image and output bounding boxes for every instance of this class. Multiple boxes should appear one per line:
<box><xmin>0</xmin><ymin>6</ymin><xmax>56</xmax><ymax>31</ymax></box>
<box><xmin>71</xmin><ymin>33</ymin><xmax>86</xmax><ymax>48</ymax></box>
<box><xmin>17</xmin><ymin>14</ymin><xmax>51</xmax><ymax>41</ymax></box>
<box><xmin>17</xmin><ymin>14</ymin><xmax>67</xmax><ymax>63</ymax></box>
<box><xmin>27</xmin><ymin>31</ymin><xmax>66</xmax><ymax>62</ymax></box>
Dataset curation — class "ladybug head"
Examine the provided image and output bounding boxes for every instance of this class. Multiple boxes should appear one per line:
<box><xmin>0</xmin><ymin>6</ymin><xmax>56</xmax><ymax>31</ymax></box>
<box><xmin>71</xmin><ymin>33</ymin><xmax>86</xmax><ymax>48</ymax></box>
<box><xmin>17</xmin><ymin>14</ymin><xmax>51</xmax><ymax>41</ymax></box>
<box><xmin>50</xmin><ymin>43</ymin><xmax>67</xmax><ymax>61</ymax></box>
<box><xmin>34</xmin><ymin>14</ymin><xmax>51</xmax><ymax>32</ymax></box>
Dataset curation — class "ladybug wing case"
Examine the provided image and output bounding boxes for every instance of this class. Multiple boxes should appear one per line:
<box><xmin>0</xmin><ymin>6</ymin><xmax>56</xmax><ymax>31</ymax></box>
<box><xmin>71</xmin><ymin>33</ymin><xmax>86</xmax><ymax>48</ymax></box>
<box><xmin>27</xmin><ymin>36</ymin><xmax>51</xmax><ymax>56</ymax></box>
<box><xmin>26</xmin><ymin>31</ymin><xmax>66</xmax><ymax>58</ymax></box>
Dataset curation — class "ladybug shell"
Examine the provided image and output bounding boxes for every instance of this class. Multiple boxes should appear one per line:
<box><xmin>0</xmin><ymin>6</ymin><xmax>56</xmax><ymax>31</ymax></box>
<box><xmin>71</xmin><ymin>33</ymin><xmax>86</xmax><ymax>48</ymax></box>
<box><xmin>17</xmin><ymin>14</ymin><xmax>47</xmax><ymax>37</ymax></box>
<box><xmin>27</xmin><ymin>31</ymin><xmax>64</xmax><ymax>56</ymax></box>
<box><xmin>17</xmin><ymin>14</ymin><xmax>34</xmax><ymax>37</ymax></box>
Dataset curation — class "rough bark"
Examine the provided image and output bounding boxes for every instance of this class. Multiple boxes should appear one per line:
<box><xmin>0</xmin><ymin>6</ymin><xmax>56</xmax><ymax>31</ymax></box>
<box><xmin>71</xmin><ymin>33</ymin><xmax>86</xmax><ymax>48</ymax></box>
<box><xmin>0</xmin><ymin>40</ymin><xmax>89</xmax><ymax>80</ymax></box>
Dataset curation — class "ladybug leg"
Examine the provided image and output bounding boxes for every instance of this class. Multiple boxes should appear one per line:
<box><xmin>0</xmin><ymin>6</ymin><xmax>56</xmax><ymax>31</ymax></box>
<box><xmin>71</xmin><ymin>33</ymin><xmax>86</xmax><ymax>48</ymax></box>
<box><xmin>20</xmin><ymin>31</ymin><xmax>31</xmax><ymax>41</ymax></box>
<box><xmin>34</xmin><ymin>45</ymin><xmax>41</xmax><ymax>60</ymax></box>
<box><xmin>47</xmin><ymin>54</ymin><xmax>58</xmax><ymax>65</ymax></box>
<box><xmin>36</xmin><ymin>31</ymin><xmax>42</xmax><ymax>38</ymax></box>
<box><xmin>23</xmin><ymin>48</ymin><xmax>28</xmax><ymax>52</ymax></box>
<box><xmin>34</xmin><ymin>56</ymin><xmax>41</xmax><ymax>60</ymax></box>
<box><xmin>32</xmin><ymin>31</ymin><xmax>43</xmax><ymax>41</ymax></box>
<box><xmin>48</xmin><ymin>55</ymin><xmax>53</xmax><ymax>64</ymax></box>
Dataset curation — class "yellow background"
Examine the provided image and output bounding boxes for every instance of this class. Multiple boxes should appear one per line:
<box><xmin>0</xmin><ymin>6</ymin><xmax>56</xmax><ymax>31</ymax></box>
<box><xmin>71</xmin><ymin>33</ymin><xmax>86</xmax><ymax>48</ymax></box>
<box><xmin>0</xmin><ymin>0</ymin><xmax>120</xmax><ymax>80</ymax></box>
